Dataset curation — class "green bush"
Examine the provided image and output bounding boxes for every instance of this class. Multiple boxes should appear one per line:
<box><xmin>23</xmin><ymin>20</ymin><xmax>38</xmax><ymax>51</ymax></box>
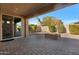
<box><xmin>57</xmin><ymin>24</ymin><xmax>66</xmax><ymax>33</ymax></box>
<box><xmin>69</xmin><ymin>24</ymin><xmax>79</xmax><ymax>35</ymax></box>
<box><xmin>29</xmin><ymin>24</ymin><xmax>37</xmax><ymax>32</ymax></box>
<box><xmin>48</xmin><ymin>25</ymin><xmax>56</xmax><ymax>32</ymax></box>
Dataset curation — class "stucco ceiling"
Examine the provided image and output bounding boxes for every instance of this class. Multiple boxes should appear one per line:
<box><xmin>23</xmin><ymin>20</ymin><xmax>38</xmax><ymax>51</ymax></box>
<box><xmin>0</xmin><ymin>3</ymin><xmax>75</xmax><ymax>18</ymax></box>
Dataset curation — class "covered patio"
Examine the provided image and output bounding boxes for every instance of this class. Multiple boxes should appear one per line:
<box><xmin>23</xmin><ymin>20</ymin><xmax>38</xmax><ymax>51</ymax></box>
<box><xmin>0</xmin><ymin>3</ymin><xmax>79</xmax><ymax>55</ymax></box>
<box><xmin>0</xmin><ymin>3</ymin><xmax>74</xmax><ymax>40</ymax></box>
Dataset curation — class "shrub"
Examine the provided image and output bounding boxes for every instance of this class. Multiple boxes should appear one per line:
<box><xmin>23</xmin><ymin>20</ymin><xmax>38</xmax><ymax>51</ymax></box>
<box><xmin>57</xmin><ymin>24</ymin><xmax>66</xmax><ymax>33</ymax></box>
<box><xmin>48</xmin><ymin>25</ymin><xmax>56</xmax><ymax>32</ymax></box>
<box><xmin>29</xmin><ymin>24</ymin><xmax>37</xmax><ymax>32</ymax></box>
<box><xmin>69</xmin><ymin>24</ymin><xmax>79</xmax><ymax>35</ymax></box>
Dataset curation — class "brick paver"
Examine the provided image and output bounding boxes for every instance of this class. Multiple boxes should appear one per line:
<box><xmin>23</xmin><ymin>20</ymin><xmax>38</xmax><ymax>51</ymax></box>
<box><xmin>0</xmin><ymin>34</ymin><xmax>79</xmax><ymax>55</ymax></box>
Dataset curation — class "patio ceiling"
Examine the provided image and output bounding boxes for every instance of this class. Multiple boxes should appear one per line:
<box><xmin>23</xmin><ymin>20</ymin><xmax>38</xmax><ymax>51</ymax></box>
<box><xmin>0</xmin><ymin>3</ymin><xmax>75</xmax><ymax>18</ymax></box>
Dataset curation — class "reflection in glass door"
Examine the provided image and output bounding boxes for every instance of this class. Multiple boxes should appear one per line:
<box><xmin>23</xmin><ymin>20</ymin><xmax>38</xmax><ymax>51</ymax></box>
<box><xmin>2</xmin><ymin>15</ymin><xmax>13</xmax><ymax>39</ymax></box>
<box><xmin>14</xmin><ymin>17</ymin><xmax>21</xmax><ymax>37</ymax></box>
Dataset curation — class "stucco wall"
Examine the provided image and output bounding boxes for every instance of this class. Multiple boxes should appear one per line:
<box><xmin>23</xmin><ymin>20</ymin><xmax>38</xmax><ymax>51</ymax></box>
<box><xmin>64</xmin><ymin>25</ymin><xmax>70</xmax><ymax>33</ymax></box>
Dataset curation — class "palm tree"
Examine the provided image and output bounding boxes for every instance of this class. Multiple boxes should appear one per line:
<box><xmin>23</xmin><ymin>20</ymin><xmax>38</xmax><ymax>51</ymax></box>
<box><xmin>36</xmin><ymin>17</ymin><xmax>41</xmax><ymax>24</ymax></box>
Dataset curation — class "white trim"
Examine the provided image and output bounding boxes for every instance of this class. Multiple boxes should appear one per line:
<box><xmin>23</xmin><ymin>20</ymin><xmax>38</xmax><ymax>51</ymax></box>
<box><xmin>1</xmin><ymin>36</ymin><xmax>23</xmax><ymax>41</ymax></box>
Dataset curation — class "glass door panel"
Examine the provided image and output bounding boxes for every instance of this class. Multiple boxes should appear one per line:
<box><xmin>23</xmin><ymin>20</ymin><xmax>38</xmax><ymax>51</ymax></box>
<box><xmin>14</xmin><ymin>17</ymin><xmax>21</xmax><ymax>37</ymax></box>
<box><xmin>2</xmin><ymin>15</ymin><xmax>13</xmax><ymax>39</ymax></box>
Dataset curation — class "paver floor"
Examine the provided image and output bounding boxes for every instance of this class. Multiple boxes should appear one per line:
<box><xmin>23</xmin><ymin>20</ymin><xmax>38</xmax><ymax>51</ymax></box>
<box><xmin>0</xmin><ymin>34</ymin><xmax>79</xmax><ymax>55</ymax></box>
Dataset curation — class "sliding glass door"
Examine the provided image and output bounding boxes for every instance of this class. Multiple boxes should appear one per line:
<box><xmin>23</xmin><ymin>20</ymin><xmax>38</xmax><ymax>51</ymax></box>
<box><xmin>2</xmin><ymin>15</ymin><xmax>22</xmax><ymax>39</ymax></box>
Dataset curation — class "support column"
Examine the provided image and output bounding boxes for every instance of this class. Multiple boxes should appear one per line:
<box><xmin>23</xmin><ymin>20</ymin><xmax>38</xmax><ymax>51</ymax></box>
<box><xmin>21</xmin><ymin>18</ymin><xmax>29</xmax><ymax>38</ymax></box>
<box><xmin>26</xmin><ymin>19</ymin><xmax>29</xmax><ymax>37</ymax></box>
<box><xmin>21</xmin><ymin>17</ymin><xmax>25</xmax><ymax>37</ymax></box>
<box><xmin>0</xmin><ymin>13</ymin><xmax>2</xmax><ymax>40</ymax></box>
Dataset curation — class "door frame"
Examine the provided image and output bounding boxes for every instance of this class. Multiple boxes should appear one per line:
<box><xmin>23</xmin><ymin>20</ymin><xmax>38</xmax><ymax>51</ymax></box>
<box><xmin>2</xmin><ymin>14</ymin><xmax>23</xmax><ymax>40</ymax></box>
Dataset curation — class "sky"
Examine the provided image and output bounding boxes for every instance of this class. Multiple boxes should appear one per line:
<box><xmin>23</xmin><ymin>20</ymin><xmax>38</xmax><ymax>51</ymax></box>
<box><xmin>29</xmin><ymin>4</ymin><xmax>79</xmax><ymax>25</ymax></box>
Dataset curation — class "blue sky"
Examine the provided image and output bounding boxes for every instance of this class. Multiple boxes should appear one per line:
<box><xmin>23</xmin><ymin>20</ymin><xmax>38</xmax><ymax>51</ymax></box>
<box><xmin>29</xmin><ymin>4</ymin><xmax>79</xmax><ymax>25</ymax></box>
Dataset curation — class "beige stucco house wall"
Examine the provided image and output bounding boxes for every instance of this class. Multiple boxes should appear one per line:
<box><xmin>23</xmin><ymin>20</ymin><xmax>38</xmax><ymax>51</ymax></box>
<box><xmin>64</xmin><ymin>25</ymin><xmax>70</xmax><ymax>33</ymax></box>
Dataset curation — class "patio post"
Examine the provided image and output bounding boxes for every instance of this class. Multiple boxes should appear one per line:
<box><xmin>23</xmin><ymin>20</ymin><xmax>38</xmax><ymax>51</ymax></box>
<box><xmin>25</xmin><ymin>18</ymin><xmax>29</xmax><ymax>37</ymax></box>
<box><xmin>21</xmin><ymin>17</ymin><xmax>26</xmax><ymax>38</ymax></box>
<box><xmin>21</xmin><ymin>17</ymin><xmax>29</xmax><ymax>38</ymax></box>
<box><xmin>0</xmin><ymin>13</ymin><xmax>2</xmax><ymax>40</ymax></box>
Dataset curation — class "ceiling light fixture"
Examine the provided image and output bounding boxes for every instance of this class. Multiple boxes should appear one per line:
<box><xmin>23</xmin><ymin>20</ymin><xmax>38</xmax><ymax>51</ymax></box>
<box><xmin>14</xmin><ymin>8</ymin><xmax>18</xmax><ymax>12</ymax></box>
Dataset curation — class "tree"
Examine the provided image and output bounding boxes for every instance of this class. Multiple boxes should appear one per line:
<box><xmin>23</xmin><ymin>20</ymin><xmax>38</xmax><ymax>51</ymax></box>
<box><xmin>57</xmin><ymin>24</ymin><xmax>66</xmax><ymax>33</ymax></box>
<box><xmin>41</xmin><ymin>16</ymin><xmax>53</xmax><ymax>26</ymax></box>
<box><xmin>29</xmin><ymin>24</ymin><xmax>37</xmax><ymax>32</ymax></box>
<box><xmin>41</xmin><ymin>16</ymin><xmax>62</xmax><ymax>26</ymax></box>
<box><xmin>40</xmin><ymin>16</ymin><xmax>65</xmax><ymax>33</ymax></box>
<box><xmin>36</xmin><ymin>17</ymin><xmax>41</xmax><ymax>24</ymax></box>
